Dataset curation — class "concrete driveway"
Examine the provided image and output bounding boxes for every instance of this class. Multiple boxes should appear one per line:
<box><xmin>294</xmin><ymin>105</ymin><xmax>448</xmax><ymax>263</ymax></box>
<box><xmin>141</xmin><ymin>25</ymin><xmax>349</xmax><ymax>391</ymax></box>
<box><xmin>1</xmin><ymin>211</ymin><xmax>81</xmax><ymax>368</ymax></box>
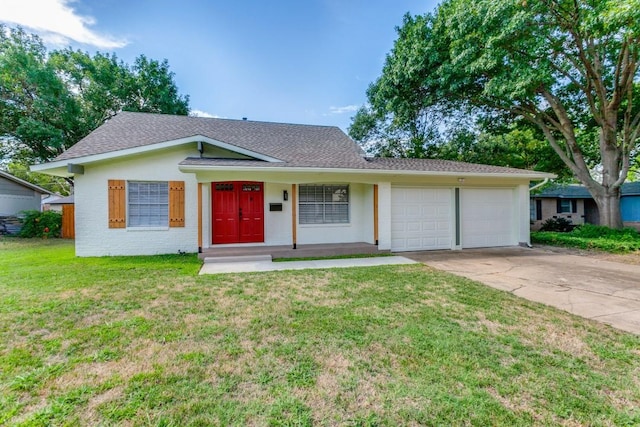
<box><xmin>404</xmin><ymin>246</ymin><xmax>640</xmax><ymax>335</ymax></box>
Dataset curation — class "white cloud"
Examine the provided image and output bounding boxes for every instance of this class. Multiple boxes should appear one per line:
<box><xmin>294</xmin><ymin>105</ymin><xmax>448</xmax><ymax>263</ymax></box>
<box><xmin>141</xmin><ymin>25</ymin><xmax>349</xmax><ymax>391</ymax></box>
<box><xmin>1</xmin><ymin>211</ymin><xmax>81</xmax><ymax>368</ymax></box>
<box><xmin>329</xmin><ymin>105</ymin><xmax>359</xmax><ymax>115</ymax></box>
<box><xmin>0</xmin><ymin>0</ymin><xmax>127</xmax><ymax>49</ymax></box>
<box><xmin>190</xmin><ymin>109</ymin><xmax>221</xmax><ymax>119</ymax></box>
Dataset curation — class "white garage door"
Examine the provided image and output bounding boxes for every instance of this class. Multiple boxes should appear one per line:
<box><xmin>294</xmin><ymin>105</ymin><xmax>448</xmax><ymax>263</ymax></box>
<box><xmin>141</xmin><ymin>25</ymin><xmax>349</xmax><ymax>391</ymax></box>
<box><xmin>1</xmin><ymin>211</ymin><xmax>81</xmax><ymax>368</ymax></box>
<box><xmin>391</xmin><ymin>187</ymin><xmax>452</xmax><ymax>251</ymax></box>
<box><xmin>461</xmin><ymin>188</ymin><xmax>515</xmax><ymax>248</ymax></box>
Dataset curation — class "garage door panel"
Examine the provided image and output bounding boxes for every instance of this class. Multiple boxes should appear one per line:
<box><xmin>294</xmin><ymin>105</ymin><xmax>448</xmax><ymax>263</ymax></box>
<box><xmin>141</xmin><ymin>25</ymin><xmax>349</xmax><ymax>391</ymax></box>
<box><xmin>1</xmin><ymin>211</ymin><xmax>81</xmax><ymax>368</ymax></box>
<box><xmin>462</xmin><ymin>188</ymin><xmax>515</xmax><ymax>249</ymax></box>
<box><xmin>391</xmin><ymin>187</ymin><xmax>452</xmax><ymax>251</ymax></box>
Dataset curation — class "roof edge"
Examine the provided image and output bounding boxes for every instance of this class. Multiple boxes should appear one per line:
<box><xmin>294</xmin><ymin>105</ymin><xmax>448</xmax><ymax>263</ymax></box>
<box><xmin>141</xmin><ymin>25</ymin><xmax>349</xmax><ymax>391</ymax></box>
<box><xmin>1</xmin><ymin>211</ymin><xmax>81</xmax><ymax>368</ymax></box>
<box><xmin>33</xmin><ymin>135</ymin><xmax>285</xmax><ymax>173</ymax></box>
<box><xmin>0</xmin><ymin>170</ymin><xmax>53</xmax><ymax>194</ymax></box>
<box><xmin>178</xmin><ymin>163</ymin><xmax>554</xmax><ymax>179</ymax></box>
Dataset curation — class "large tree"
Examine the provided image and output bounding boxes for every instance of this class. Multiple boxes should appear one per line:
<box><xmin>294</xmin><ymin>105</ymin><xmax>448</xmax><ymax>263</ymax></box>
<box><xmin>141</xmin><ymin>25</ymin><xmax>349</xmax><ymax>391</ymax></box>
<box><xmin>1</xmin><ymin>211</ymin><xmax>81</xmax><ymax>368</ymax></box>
<box><xmin>0</xmin><ymin>26</ymin><xmax>190</xmax><ymax>167</ymax></box>
<box><xmin>353</xmin><ymin>0</ymin><xmax>640</xmax><ymax>228</ymax></box>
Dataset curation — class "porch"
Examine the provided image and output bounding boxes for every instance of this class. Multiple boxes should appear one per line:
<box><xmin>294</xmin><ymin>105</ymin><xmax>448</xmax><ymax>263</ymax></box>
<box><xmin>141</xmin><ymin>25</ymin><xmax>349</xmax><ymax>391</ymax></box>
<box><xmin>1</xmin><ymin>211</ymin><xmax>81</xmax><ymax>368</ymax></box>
<box><xmin>198</xmin><ymin>242</ymin><xmax>387</xmax><ymax>261</ymax></box>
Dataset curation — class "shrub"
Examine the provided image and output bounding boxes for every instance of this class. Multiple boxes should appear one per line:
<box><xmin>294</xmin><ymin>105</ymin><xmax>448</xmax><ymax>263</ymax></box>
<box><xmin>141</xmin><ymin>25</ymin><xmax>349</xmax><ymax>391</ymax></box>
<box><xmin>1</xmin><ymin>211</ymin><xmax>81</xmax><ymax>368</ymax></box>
<box><xmin>539</xmin><ymin>217</ymin><xmax>574</xmax><ymax>232</ymax></box>
<box><xmin>18</xmin><ymin>210</ymin><xmax>62</xmax><ymax>238</ymax></box>
<box><xmin>571</xmin><ymin>224</ymin><xmax>639</xmax><ymax>240</ymax></box>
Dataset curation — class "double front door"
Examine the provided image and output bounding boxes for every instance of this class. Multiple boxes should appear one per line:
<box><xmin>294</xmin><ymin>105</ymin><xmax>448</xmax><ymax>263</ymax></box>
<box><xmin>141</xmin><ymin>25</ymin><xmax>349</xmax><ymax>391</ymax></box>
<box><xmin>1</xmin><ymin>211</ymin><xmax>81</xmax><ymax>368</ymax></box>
<box><xmin>212</xmin><ymin>181</ymin><xmax>264</xmax><ymax>244</ymax></box>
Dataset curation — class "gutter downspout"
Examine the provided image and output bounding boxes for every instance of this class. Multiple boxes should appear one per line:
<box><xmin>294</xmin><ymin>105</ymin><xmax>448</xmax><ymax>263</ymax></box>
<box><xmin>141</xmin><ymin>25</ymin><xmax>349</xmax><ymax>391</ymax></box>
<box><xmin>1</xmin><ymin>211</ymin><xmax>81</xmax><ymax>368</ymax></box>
<box><xmin>529</xmin><ymin>178</ymin><xmax>549</xmax><ymax>192</ymax></box>
<box><xmin>525</xmin><ymin>178</ymin><xmax>550</xmax><ymax>249</ymax></box>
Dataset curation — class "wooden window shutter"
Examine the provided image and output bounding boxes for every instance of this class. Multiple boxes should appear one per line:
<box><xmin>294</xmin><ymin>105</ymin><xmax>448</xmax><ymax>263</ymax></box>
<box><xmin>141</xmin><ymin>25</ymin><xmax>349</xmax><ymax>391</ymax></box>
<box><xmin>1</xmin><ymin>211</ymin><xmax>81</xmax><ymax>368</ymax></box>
<box><xmin>169</xmin><ymin>181</ymin><xmax>185</xmax><ymax>227</ymax></box>
<box><xmin>556</xmin><ymin>199</ymin><xmax>562</xmax><ymax>213</ymax></box>
<box><xmin>571</xmin><ymin>200</ymin><xmax>578</xmax><ymax>213</ymax></box>
<box><xmin>108</xmin><ymin>180</ymin><xmax>126</xmax><ymax>228</ymax></box>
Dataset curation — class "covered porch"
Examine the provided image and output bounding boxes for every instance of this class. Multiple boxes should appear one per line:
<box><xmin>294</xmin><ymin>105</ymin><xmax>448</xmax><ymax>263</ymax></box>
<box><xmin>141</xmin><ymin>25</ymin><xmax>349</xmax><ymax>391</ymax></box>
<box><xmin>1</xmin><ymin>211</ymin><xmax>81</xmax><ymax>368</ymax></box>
<box><xmin>198</xmin><ymin>242</ymin><xmax>387</xmax><ymax>261</ymax></box>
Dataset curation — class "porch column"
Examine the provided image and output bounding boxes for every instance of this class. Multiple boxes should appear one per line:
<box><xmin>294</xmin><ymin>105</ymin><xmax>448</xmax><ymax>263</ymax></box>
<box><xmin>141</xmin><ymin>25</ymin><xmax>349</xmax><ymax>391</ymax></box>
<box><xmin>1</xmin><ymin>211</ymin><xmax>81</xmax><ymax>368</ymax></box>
<box><xmin>197</xmin><ymin>182</ymin><xmax>203</xmax><ymax>253</ymax></box>
<box><xmin>291</xmin><ymin>183</ymin><xmax>297</xmax><ymax>249</ymax></box>
<box><xmin>373</xmin><ymin>184</ymin><xmax>379</xmax><ymax>245</ymax></box>
<box><xmin>377</xmin><ymin>182</ymin><xmax>392</xmax><ymax>250</ymax></box>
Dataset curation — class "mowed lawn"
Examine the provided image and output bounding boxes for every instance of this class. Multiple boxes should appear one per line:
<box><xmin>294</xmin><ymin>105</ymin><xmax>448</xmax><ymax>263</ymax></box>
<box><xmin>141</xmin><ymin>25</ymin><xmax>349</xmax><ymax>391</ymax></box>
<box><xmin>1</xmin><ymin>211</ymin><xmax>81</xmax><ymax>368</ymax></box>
<box><xmin>1</xmin><ymin>239</ymin><xmax>639</xmax><ymax>426</ymax></box>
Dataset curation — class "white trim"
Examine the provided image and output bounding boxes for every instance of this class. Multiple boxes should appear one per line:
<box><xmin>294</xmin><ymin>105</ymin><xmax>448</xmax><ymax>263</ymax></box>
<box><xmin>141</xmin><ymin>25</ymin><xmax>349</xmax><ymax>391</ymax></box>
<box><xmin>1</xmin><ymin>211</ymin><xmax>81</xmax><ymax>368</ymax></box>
<box><xmin>31</xmin><ymin>135</ymin><xmax>284</xmax><ymax>174</ymax></box>
<box><xmin>180</xmin><ymin>164</ymin><xmax>554</xmax><ymax>180</ymax></box>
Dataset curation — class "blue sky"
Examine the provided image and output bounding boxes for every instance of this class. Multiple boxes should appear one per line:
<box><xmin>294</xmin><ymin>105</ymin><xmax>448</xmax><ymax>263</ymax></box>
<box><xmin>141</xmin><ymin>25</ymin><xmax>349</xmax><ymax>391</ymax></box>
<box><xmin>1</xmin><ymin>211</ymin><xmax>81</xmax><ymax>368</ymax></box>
<box><xmin>1</xmin><ymin>0</ymin><xmax>439</xmax><ymax>132</ymax></box>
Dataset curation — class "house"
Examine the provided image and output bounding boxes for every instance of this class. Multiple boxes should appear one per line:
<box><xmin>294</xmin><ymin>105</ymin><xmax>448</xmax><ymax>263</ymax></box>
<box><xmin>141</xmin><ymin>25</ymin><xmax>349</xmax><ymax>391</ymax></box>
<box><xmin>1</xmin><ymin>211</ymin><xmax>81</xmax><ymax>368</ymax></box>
<box><xmin>44</xmin><ymin>195</ymin><xmax>74</xmax><ymax>213</ymax></box>
<box><xmin>0</xmin><ymin>170</ymin><xmax>53</xmax><ymax>235</ymax></box>
<box><xmin>32</xmin><ymin>111</ymin><xmax>552</xmax><ymax>257</ymax></box>
<box><xmin>530</xmin><ymin>182</ymin><xmax>640</xmax><ymax>230</ymax></box>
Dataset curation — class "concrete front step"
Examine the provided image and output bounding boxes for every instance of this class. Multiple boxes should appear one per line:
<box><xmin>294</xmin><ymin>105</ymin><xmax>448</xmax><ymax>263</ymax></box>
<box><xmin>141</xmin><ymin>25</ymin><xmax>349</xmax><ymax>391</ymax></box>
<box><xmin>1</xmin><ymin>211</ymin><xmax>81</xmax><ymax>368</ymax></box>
<box><xmin>204</xmin><ymin>254</ymin><xmax>273</xmax><ymax>264</ymax></box>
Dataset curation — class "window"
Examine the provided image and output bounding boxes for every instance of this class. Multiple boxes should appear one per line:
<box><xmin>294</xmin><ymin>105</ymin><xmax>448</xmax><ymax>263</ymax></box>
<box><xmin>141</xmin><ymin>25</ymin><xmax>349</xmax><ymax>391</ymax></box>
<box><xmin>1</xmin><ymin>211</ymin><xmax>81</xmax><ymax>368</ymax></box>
<box><xmin>299</xmin><ymin>184</ymin><xmax>349</xmax><ymax>224</ymax></box>
<box><xmin>128</xmin><ymin>181</ymin><xmax>169</xmax><ymax>227</ymax></box>
<box><xmin>530</xmin><ymin>199</ymin><xmax>542</xmax><ymax>221</ymax></box>
<box><xmin>557</xmin><ymin>199</ymin><xmax>577</xmax><ymax>214</ymax></box>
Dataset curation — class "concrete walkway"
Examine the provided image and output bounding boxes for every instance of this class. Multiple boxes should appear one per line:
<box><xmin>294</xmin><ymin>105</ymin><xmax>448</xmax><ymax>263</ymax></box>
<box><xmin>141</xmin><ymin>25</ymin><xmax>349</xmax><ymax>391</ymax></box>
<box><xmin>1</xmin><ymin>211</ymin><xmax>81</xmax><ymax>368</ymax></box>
<box><xmin>199</xmin><ymin>255</ymin><xmax>417</xmax><ymax>275</ymax></box>
<box><xmin>404</xmin><ymin>247</ymin><xmax>640</xmax><ymax>335</ymax></box>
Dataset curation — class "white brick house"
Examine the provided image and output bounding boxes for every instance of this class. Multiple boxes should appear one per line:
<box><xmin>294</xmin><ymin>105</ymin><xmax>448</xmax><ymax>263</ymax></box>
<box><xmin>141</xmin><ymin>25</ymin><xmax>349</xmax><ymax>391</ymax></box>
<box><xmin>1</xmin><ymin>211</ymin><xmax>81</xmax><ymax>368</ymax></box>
<box><xmin>33</xmin><ymin>112</ymin><xmax>553</xmax><ymax>256</ymax></box>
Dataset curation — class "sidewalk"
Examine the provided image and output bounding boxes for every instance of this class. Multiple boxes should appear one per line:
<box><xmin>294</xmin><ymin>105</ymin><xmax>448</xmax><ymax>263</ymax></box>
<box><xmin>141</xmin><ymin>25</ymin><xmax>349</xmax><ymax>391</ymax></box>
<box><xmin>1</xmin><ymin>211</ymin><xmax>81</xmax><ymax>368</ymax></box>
<box><xmin>199</xmin><ymin>255</ymin><xmax>417</xmax><ymax>274</ymax></box>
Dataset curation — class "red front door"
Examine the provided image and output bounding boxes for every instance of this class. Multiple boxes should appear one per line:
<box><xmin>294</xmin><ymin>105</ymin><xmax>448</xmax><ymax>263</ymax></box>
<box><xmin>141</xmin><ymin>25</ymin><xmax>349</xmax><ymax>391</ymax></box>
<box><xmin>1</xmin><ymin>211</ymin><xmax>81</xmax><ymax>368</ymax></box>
<box><xmin>212</xmin><ymin>181</ymin><xmax>264</xmax><ymax>244</ymax></box>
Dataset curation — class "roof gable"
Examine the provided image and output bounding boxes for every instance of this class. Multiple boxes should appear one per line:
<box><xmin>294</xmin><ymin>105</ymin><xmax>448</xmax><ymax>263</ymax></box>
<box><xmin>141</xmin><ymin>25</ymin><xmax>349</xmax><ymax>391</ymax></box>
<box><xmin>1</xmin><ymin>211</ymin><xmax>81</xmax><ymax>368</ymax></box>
<box><xmin>0</xmin><ymin>170</ymin><xmax>52</xmax><ymax>195</ymax></box>
<box><xmin>52</xmin><ymin>111</ymin><xmax>366</xmax><ymax>167</ymax></box>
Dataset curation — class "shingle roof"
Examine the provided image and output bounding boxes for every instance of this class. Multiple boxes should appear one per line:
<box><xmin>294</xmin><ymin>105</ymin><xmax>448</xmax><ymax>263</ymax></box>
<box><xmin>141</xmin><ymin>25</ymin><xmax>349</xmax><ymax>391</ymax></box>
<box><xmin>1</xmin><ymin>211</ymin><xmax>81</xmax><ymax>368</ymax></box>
<box><xmin>0</xmin><ymin>170</ymin><xmax>52</xmax><ymax>194</ymax></box>
<box><xmin>54</xmin><ymin>111</ymin><xmax>550</xmax><ymax>177</ymax></box>
<box><xmin>364</xmin><ymin>157</ymin><xmax>540</xmax><ymax>175</ymax></box>
<box><xmin>535</xmin><ymin>182</ymin><xmax>640</xmax><ymax>198</ymax></box>
<box><xmin>55</xmin><ymin>111</ymin><xmax>369</xmax><ymax>168</ymax></box>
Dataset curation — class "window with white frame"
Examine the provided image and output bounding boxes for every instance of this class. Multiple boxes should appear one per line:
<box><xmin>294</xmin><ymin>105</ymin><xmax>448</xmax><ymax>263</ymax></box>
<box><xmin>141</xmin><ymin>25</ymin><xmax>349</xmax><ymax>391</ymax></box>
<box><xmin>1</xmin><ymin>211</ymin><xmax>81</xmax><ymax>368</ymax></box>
<box><xmin>128</xmin><ymin>181</ymin><xmax>169</xmax><ymax>227</ymax></box>
<box><xmin>557</xmin><ymin>199</ymin><xmax>576</xmax><ymax>214</ymax></box>
<box><xmin>299</xmin><ymin>184</ymin><xmax>349</xmax><ymax>224</ymax></box>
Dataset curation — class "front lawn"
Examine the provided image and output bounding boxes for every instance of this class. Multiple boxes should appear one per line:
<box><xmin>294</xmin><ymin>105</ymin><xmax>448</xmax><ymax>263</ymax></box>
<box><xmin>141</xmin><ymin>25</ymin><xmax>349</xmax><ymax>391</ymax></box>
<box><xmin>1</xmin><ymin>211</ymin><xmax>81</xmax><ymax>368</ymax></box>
<box><xmin>1</xmin><ymin>238</ymin><xmax>639</xmax><ymax>425</ymax></box>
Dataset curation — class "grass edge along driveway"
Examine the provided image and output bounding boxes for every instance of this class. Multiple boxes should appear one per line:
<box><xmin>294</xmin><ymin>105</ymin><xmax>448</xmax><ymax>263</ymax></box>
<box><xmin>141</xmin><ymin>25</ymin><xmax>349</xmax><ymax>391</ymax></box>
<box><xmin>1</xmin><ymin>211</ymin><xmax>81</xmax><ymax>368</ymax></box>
<box><xmin>1</xmin><ymin>238</ymin><xmax>639</xmax><ymax>426</ymax></box>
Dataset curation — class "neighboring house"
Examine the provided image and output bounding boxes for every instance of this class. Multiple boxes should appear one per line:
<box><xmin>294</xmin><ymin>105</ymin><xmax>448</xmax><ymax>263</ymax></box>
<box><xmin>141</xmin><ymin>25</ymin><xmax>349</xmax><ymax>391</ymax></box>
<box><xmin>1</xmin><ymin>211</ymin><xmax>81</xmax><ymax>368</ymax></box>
<box><xmin>45</xmin><ymin>195</ymin><xmax>75</xmax><ymax>213</ymax></box>
<box><xmin>530</xmin><ymin>182</ymin><xmax>640</xmax><ymax>230</ymax></box>
<box><xmin>0</xmin><ymin>170</ymin><xmax>53</xmax><ymax>235</ymax></box>
<box><xmin>0</xmin><ymin>170</ymin><xmax>52</xmax><ymax>216</ymax></box>
<box><xmin>32</xmin><ymin>111</ymin><xmax>552</xmax><ymax>256</ymax></box>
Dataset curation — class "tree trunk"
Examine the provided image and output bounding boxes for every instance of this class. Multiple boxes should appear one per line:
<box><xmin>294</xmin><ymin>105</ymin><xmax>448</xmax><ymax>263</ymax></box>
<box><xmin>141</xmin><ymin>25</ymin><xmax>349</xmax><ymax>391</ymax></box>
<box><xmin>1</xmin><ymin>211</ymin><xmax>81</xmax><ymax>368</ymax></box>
<box><xmin>593</xmin><ymin>188</ymin><xmax>623</xmax><ymax>229</ymax></box>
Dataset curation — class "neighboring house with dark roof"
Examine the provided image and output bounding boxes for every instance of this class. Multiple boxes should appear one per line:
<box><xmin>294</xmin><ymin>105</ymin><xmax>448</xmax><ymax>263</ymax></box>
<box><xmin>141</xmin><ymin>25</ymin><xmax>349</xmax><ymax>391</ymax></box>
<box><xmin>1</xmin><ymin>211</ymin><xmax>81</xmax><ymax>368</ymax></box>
<box><xmin>0</xmin><ymin>170</ymin><xmax>52</xmax><ymax>216</ymax></box>
<box><xmin>44</xmin><ymin>195</ymin><xmax>74</xmax><ymax>213</ymax></box>
<box><xmin>32</xmin><ymin>111</ymin><xmax>553</xmax><ymax>256</ymax></box>
<box><xmin>0</xmin><ymin>170</ymin><xmax>53</xmax><ymax>235</ymax></box>
<box><xmin>530</xmin><ymin>183</ymin><xmax>640</xmax><ymax>230</ymax></box>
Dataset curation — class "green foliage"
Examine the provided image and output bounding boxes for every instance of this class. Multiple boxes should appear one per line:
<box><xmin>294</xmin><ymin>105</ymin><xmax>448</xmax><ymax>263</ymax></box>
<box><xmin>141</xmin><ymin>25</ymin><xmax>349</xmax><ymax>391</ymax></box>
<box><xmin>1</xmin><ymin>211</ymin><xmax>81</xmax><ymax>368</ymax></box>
<box><xmin>532</xmin><ymin>225</ymin><xmax>640</xmax><ymax>253</ymax></box>
<box><xmin>353</xmin><ymin>0</ymin><xmax>640</xmax><ymax>227</ymax></box>
<box><xmin>572</xmin><ymin>224</ymin><xmax>640</xmax><ymax>240</ymax></box>
<box><xmin>539</xmin><ymin>217</ymin><xmax>575</xmax><ymax>232</ymax></box>
<box><xmin>18</xmin><ymin>210</ymin><xmax>62</xmax><ymax>238</ymax></box>
<box><xmin>0</xmin><ymin>25</ymin><xmax>190</xmax><ymax>165</ymax></box>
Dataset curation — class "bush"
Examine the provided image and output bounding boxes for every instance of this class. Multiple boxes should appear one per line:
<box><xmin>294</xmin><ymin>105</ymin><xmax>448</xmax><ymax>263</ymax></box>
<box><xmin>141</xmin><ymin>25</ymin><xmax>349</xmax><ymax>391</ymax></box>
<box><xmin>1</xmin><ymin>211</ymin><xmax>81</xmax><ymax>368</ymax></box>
<box><xmin>539</xmin><ymin>217</ymin><xmax>574</xmax><ymax>232</ymax></box>
<box><xmin>18</xmin><ymin>210</ymin><xmax>62</xmax><ymax>238</ymax></box>
<box><xmin>532</xmin><ymin>224</ymin><xmax>640</xmax><ymax>253</ymax></box>
<box><xmin>571</xmin><ymin>224</ymin><xmax>640</xmax><ymax>240</ymax></box>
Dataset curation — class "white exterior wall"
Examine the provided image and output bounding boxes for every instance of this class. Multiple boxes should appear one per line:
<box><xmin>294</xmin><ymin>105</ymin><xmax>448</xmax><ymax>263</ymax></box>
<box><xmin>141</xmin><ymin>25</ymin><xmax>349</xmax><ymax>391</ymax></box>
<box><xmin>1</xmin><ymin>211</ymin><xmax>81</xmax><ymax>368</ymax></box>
<box><xmin>296</xmin><ymin>183</ymin><xmax>373</xmax><ymax>245</ymax></box>
<box><xmin>74</xmin><ymin>147</ymin><xmax>198</xmax><ymax>256</ymax></box>
<box><xmin>517</xmin><ymin>184</ymin><xmax>530</xmax><ymax>245</ymax></box>
<box><xmin>264</xmin><ymin>183</ymin><xmax>293</xmax><ymax>245</ymax></box>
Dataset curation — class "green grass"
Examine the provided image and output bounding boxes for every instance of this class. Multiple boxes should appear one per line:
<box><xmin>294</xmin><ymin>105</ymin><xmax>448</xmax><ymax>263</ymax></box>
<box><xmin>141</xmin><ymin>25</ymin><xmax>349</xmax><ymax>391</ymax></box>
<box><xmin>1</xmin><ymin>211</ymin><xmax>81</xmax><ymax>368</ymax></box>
<box><xmin>2</xmin><ymin>237</ymin><xmax>640</xmax><ymax>425</ymax></box>
<box><xmin>532</xmin><ymin>224</ymin><xmax>640</xmax><ymax>253</ymax></box>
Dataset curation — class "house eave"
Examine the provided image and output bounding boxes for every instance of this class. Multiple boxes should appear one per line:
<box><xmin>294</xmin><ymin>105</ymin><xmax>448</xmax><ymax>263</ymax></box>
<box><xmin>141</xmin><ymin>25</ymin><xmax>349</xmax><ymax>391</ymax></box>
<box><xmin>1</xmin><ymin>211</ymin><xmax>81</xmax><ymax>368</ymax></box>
<box><xmin>0</xmin><ymin>170</ymin><xmax>53</xmax><ymax>194</ymax></box>
<box><xmin>31</xmin><ymin>135</ymin><xmax>284</xmax><ymax>176</ymax></box>
<box><xmin>178</xmin><ymin>164</ymin><xmax>555</xmax><ymax>180</ymax></box>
